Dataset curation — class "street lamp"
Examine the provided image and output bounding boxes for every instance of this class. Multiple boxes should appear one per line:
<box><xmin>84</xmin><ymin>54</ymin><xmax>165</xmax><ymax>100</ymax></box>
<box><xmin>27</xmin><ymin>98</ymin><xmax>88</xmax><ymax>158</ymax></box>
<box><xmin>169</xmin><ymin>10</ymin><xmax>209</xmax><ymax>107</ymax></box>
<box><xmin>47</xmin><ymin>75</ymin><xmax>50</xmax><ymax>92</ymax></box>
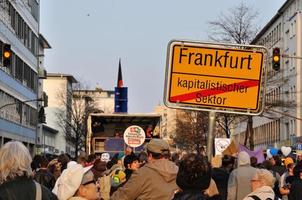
<box><xmin>0</xmin><ymin>98</ymin><xmax>43</xmax><ymax>110</ymax></box>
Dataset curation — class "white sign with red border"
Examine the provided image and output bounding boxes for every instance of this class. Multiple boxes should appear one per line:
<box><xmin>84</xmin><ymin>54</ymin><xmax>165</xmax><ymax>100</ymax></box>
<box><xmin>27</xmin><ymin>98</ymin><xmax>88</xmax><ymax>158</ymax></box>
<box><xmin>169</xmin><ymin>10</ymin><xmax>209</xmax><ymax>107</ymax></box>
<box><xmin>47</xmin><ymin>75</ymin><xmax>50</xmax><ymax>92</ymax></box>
<box><xmin>124</xmin><ymin>125</ymin><xmax>146</xmax><ymax>148</ymax></box>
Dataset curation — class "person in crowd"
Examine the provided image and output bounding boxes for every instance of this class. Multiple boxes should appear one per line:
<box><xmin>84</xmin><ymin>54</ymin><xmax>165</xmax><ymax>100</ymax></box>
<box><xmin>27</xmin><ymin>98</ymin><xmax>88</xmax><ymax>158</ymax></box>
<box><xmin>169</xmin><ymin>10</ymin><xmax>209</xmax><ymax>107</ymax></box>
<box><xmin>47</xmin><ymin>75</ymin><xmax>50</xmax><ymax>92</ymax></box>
<box><xmin>271</xmin><ymin>155</ymin><xmax>286</xmax><ymax>176</ymax></box>
<box><xmin>296</xmin><ymin>152</ymin><xmax>302</xmax><ymax>164</ymax></box>
<box><xmin>110</xmin><ymin>169</ymin><xmax>127</xmax><ymax>195</ymax></box>
<box><xmin>106</xmin><ymin>154</ymin><xmax>116</xmax><ymax>169</ymax></box>
<box><xmin>138</xmin><ymin>151</ymin><xmax>148</xmax><ymax>167</ymax></box>
<box><xmin>242</xmin><ymin>169</ymin><xmax>275</xmax><ymax>200</ymax></box>
<box><xmin>48</xmin><ymin>158</ymin><xmax>62</xmax><ymax>181</ymax></box>
<box><xmin>111</xmin><ymin>138</ymin><xmax>179</xmax><ymax>200</ymax></box>
<box><xmin>172</xmin><ymin>153</ymin><xmax>221</xmax><ymax>200</ymax></box>
<box><xmin>0</xmin><ymin>141</ymin><xmax>57</xmax><ymax>200</ymax></box>
<box><xmin>285</xmin><ymin>163</ymin><xmax>295</xmax><ymax>186</ymax></box>
<box><xmin>108</xmin><ymin>152</ymin><xmax>125</xmax><ymax>173</ymax></box>
<box><xmin>87</xmin><ymin>154</ymin><xmax>97</xmax><ymax>166</ymax></box>
<box><xmin>261</xmin><ymin>160</ymin><xmax>281</xmax><ymax>200</ymax></box>
<box><xmin>123</xmin><ymin>154</ymin><xmax>140</xmax><ymax>181</ymax></box>
<box><xmin>91</xmin><ymin>158</ymin><xmax>107</xmax><ymax>180</ymax></box>
<box><xmin>205</xmin><ymin>157</ymin><xmax>220</xmax><ymax>197</ymax></box>
<box><xmin>125</xmin><ymin>146</ymin><xmax>134</xmax><ymax>156</ymax></box>
<box><xmin>227</xmin><ymin>151</ymin><xmax>257</xmax><ymax>200</ymax></box>
<box><xmin>250</xmin><ymin>157</ymin><xmax>258</xmax><ymax>168</ymax></box>
<box><xmin>54</xmin><ymin>163</ymin><xmax>98</xmax><ymax>200</ymax></box>
<box><xmin>77</xmin><ymin>151</ymin><xmax>88</xmax><ymax>167</ymax></box>
<box><xmin>288</xmin><ymin>164</ymin><xmax>302</xmax><ymax>200</ymax></box>
<box><xmin>212</xmin><ymin>155</ymin><xmax>235</xmax><ymax>200</ymax></box>
<box><xmin>58</xmin><ymin>153</ymin><xmax>70</xmax><ymax>172</ymax></box>
<box><xmin>34</xmin><ymin>155</ymin><xmax>56</xmax><ymax>190</ymax></box>
<box><xmin>280</xmin><ymin>157</ymin><xmax>295</xmax><ymax>200</ymax></box>
<box><xmin>171</xmin><ymin>152</ymin><xmax>181</xmax><ymax>166</ymax></box>
<box><xmin>31</xmin><ymin>154</ymin><xmax>43</xmax><ymax>174</ymax></box>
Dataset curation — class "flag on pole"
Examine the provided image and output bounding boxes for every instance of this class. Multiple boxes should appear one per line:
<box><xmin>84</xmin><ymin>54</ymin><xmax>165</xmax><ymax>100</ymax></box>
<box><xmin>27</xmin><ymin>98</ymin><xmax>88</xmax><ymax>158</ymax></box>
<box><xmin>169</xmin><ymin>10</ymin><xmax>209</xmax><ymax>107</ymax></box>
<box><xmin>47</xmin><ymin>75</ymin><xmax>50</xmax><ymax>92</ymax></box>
<box><xmin>117</xmin><ymin>59</ymin><xmax>123</xmax><ymax>88</ymax></box>
<box><xmin>238</xmin><ymin>144</ymin><xmax>265</xmax><ymax>164</ymax></box>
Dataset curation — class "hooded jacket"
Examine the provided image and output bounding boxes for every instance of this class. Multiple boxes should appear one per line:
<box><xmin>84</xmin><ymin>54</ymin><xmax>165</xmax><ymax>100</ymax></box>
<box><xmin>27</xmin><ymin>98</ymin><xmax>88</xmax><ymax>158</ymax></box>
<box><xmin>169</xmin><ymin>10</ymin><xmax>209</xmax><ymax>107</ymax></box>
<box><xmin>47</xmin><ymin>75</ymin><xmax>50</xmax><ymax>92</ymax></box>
<box><xmin>242</xmin><ymin>186</ymin><xmax>275</xmax><ymax>200</ymax></box>
<box><xmin>227</xmin><ymin>151</ymin><xmax>257</xmax><ymax>200</ymax></box>
<box><xmin>110</xmin><ymin>158</ymin><xmax>178</xmax><ymax>200</ymax></box>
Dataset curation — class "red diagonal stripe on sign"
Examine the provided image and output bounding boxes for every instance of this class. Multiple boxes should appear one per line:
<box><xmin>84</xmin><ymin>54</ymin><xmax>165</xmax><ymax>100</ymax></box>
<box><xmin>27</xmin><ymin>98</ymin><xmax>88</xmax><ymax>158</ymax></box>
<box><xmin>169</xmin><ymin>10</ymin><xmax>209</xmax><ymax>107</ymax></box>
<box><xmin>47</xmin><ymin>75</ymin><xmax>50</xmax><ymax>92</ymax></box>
<box><xmin>170</xmin><ymin>80</ymin><xmax>259</xmax><ymax>102</ymax></box>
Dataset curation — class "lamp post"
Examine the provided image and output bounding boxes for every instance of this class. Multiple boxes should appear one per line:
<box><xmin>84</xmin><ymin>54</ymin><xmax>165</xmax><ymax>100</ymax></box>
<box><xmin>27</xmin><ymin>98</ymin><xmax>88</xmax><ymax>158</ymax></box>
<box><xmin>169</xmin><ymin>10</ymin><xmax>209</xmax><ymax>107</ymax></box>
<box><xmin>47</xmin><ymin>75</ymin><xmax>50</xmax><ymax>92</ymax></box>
<box><xmin>0</xmin><ymin>98</ymin><xmax>43</xmax><ymax>110</ymax></box>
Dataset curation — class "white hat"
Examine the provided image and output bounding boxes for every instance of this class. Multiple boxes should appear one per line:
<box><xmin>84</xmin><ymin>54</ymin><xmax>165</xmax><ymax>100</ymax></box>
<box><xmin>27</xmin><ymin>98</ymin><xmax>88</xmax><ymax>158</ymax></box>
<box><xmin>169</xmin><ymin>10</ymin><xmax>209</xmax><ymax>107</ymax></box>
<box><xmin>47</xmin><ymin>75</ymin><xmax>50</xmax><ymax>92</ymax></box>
<box><xmin>54</xmin><ymin>163</ymin><xmax>93</xmax><ymax>200</ymax></box>
<box><xmin>238</xmin><ymin>151</ymin><xmax>250</xmax><ymax>166</ymax></box>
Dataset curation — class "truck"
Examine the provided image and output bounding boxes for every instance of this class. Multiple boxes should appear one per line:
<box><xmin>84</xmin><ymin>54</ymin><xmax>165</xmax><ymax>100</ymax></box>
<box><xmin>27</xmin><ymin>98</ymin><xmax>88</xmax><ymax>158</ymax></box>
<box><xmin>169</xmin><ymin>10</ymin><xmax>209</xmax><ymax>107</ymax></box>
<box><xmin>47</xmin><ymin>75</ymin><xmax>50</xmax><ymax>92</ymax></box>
<box><xmin>86</xmin><ymin>113</ymin><xmax>162</xmax><ymax>155</ymax></box>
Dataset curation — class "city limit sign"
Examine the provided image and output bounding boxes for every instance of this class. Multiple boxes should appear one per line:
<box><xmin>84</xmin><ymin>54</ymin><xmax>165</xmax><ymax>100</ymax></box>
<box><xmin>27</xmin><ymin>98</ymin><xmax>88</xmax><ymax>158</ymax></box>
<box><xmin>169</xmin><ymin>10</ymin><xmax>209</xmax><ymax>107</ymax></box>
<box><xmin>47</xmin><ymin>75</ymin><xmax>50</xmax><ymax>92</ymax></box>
<box><xmin>164</xmin><ymin>40</ymin><xmax>267</xmax><ymax>115</ymax></box>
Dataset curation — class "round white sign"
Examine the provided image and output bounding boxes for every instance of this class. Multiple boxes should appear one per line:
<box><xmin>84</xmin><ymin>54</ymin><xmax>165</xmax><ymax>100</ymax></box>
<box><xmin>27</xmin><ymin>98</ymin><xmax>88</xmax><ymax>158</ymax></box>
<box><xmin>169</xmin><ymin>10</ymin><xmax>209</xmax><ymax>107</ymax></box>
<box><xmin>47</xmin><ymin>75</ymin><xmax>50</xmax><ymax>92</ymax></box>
<box><xmin>123</xmin><ymin>125</ymin><xmax>146</xmax><ymax>148</ymax></box>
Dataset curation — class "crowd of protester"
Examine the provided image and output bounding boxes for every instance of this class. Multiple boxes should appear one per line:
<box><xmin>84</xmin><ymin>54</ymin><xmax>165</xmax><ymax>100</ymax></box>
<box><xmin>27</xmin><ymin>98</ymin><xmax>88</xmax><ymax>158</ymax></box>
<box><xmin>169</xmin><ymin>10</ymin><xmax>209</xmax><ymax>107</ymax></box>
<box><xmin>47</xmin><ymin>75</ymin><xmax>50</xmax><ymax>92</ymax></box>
<box><xmin>1</xmin><ymin>140</ymin><xmax>302</xmax><ymax>200</ymax></box>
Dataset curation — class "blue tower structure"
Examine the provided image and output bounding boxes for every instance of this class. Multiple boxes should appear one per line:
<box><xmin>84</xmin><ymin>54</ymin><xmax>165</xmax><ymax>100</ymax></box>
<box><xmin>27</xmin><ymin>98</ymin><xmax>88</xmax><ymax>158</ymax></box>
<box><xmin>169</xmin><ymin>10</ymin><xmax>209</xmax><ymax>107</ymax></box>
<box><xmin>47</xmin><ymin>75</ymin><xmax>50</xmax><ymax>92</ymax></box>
<box><xmin>114</xmin><ymin>59</ymin><xmax>128</xmax><ymax>113</ymax></box>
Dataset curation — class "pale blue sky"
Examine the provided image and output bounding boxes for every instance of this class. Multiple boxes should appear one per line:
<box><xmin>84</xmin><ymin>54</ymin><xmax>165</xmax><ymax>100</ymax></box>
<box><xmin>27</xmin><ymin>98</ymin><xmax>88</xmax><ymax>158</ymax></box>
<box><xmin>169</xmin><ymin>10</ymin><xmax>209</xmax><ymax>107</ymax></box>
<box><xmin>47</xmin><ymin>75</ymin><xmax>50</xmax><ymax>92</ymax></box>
<box><xmin>40</xmin><ymin>0</ymin><xmax>286</xmax><ymax>113</ymax></box>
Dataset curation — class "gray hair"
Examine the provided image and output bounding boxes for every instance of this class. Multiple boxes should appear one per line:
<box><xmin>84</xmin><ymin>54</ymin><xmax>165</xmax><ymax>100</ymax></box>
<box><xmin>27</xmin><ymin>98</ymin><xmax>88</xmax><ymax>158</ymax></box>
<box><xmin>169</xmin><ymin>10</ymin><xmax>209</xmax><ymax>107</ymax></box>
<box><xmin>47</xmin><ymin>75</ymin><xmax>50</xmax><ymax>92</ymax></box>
<box><xmin>254</xmin><ymin>169</ymin><xmax>275</xmax><ymax>187</ymax></box>
<box><xmin>0</xmin><ymin>141</ymin><xmax>33</xmax><ymax>184</ymax></box>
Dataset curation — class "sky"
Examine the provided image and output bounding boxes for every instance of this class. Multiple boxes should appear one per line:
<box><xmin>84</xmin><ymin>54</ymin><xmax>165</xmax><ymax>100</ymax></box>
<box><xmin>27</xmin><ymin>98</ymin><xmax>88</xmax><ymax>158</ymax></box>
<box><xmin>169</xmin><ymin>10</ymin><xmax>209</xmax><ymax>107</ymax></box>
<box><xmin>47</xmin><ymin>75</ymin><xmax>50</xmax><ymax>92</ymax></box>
<box><xmin>40</xmin><ymin>0</ymin><xmax>286</xmax><ymax>113</ymax></box>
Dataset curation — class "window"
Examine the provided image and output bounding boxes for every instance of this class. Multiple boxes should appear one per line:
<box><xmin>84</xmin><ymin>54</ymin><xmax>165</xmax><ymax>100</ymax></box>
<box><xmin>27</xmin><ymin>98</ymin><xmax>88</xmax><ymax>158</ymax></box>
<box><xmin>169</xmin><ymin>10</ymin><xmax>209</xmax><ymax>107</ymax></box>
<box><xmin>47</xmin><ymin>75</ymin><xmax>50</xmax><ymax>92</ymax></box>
<box><xmin>15</xmin><ymin>56</ymin><xmax>23</xmax><ymax>82</ymax></box>
<box><xmin>0</xmin><ymin>45</ymin><xmax>38</xmax><ymax>93</ymax></box>
<box><xmin>23</xmin><ymin>64</ymin><xmax>30</xmax><ymax>87</ymax></box>
<box><xmin>7</xmin><ymin>1</ymin><xmax>39</xmax><ymax>56</ymax></box>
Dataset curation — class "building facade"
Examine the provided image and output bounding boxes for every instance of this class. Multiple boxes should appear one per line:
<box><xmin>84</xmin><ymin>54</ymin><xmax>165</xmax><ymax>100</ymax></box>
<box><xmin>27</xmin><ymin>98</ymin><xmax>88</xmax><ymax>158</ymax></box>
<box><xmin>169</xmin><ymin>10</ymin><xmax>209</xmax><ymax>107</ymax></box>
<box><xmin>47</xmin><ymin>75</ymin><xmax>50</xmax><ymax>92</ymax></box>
<box><xmin>43</xmin><ymin>73</ymin><xmax>77</xmax><ymax>156</ymax></box>
<box><xmin>154</xmin><ymin>105</ymin><xmax>177</xmax><ymax>140</ymax></box>
<box><xmin>234</xmin><ymin>0</ymin><xmax>302</xmax><ymax>149</ymax></box>
<box><xmin>0</xmin><ymin>0</ymin><xmax>41</xmax><ymax>154</ymax></box>
<box><xmin>72</xmin><ymin>88</ymin><xmax>115</xmax><ymax>114</ymax></box>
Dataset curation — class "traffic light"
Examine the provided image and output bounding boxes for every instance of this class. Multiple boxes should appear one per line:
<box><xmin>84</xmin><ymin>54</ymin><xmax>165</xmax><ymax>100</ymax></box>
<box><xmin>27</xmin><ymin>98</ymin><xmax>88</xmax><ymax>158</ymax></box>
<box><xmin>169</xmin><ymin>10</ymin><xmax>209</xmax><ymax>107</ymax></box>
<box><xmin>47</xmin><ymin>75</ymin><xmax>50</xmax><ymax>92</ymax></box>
<box><xmin>42</xmin><ymin>92</ymin><xmax>48</xmax><ymax>107</ymax></box>
<box><xmin>38</xmin><ymin>107</ymin><xmax>46</xmax><ymax>124</ymax></box>
<box><xmin>272</xmin><ymin>47</ymin><xmax>280</xmax><ymax>71</ymax></box>
<box><xmin>2</xmin><ymin>43</ymin><xmax>12</xmax><ymax>67</ymax></box>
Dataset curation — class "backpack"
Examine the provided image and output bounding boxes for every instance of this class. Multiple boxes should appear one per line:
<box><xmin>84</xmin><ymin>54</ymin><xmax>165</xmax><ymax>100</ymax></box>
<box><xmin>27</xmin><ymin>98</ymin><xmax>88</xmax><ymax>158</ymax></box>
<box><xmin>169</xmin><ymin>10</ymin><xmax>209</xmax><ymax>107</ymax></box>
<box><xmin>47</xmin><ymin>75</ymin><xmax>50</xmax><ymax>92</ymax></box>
<box><xmin>98</xmin><ymin>171</ymin><xmax>113</xmax><ymax>200</ymax></box>
<box><xmin>98</xmin><ymin>167</ymin><xmax>125</xmax><ymax>200</ymax></box>
<box><xmin>249</xmin><ymin>195</ymin><xmax>280</xmax><ymax>200</ymax></box>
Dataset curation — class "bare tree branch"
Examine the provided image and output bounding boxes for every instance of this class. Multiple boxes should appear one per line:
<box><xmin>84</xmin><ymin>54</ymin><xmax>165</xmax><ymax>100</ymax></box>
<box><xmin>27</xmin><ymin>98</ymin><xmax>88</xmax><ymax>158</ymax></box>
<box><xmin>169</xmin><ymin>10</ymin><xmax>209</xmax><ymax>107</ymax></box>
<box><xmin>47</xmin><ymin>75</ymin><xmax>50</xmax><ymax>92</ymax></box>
<box><xmin>55</xmin><ymin>83</ymin><xmax>101</xmax><ymax>158</ymax></box>
<box><xmin>173</xmin><ymin>110</ymin><xmax>209</xmax><ymax>154</ymax></box>
<box><xmin>208</xmin><ymin>2</ymin><xmax>259</xmax><ymax>44</ymax></box>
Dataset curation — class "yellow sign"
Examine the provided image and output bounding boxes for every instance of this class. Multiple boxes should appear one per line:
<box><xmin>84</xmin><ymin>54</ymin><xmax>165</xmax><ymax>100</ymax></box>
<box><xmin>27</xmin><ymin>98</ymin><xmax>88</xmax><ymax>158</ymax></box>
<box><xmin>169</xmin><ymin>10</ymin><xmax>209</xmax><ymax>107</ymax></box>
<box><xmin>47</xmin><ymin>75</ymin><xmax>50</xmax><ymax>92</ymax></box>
<box><xmin>164</xmin><ymin>40</ymin><xmax>267</xmax><ymax>115</ymax></box>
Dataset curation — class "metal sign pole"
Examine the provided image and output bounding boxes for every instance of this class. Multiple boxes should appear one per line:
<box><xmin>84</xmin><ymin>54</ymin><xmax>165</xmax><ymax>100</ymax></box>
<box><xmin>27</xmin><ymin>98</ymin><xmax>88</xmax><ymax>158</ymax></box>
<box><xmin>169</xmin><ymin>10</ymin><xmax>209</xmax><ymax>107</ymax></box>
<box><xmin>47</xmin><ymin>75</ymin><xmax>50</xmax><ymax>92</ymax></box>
<box><xmin>207</xmin><ymin>111</ymin><xmax>216</xmax><ymax>162</ymax></box>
